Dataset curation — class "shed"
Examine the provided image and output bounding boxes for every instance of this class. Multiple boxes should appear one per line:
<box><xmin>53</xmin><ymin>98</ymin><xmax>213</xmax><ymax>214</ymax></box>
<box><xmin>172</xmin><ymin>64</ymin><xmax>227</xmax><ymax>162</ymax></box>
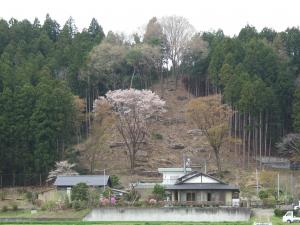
<box><xmin>54</xmin><ymin>175</ymin><xmax>112</xmax><ymax>188</ymax></box>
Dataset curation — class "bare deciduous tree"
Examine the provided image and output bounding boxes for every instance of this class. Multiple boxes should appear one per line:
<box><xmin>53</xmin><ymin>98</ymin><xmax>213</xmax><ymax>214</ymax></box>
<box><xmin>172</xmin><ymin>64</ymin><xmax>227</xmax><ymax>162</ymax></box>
<box><xmin>276</xmin><ymin>133</ymin><xmax>300</xmax><ymax>161</ymax></box>
<box><xmin>160</xmin><ymin>16</ymin><xmax>194</xmax><ymax>88</ymax></box>
<box><xmin>187</xmin><ymin>95</ymin><xmax>233</xmax><ymax>172</ymax></box>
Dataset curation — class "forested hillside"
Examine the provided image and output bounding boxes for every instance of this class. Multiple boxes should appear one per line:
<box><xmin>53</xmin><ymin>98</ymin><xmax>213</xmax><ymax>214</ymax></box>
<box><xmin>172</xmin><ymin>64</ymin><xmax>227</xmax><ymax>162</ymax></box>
<box><xmin>1</xmin><ymin>15</ymin><xmax>300</xmax><ymax>184</ymax></box>
<box><xmin>0</xmin><ymin>15</ymin><xmax>105</xmax><ymax>180</ymax></box>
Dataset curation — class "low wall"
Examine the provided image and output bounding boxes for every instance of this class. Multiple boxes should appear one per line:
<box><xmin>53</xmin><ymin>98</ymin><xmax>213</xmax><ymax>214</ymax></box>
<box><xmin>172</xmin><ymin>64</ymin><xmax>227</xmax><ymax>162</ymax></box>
<box><xmin>84</xmin><ymin>207</ymin><xmax>251</xmax><ymax>222</ymax></box>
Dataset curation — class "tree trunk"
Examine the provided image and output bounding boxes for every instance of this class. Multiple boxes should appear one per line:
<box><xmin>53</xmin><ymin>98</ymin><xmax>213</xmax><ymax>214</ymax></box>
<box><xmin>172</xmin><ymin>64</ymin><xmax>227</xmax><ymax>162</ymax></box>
<box><xmin>247</xmin><ymin>112</ymin><xmax>251</xmax><ymax>168</ymax></box>
<box><xmin>264</xmin><ymin>112</ymin><xmax>268</xmax><ymax>157</ymax></box>
<box><xmin>243</xmin><ymin>113</ymin><xmax>246</xmax><ymax>168</ymax></box>
<box><xmin>234</xmin><ymin>107</ymin><xmax>237</xmax><ymax>159</ymax></box>
<box><xmin>259</xmin><ymin>111</ymin><xmax>262</xmax><ymax>169</ymax></box>
<box><xmin>213</xmin><ymin>147</ymin><xmax>222</xmax><ymax>172</ymax></box>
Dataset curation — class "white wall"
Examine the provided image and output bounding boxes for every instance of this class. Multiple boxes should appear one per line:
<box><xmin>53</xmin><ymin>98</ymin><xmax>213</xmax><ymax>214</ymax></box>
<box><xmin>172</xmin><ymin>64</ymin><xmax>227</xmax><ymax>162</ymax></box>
<box><xmin>162</xmin><ymin>172</ymin><xmax>186</xmax><ymax>185</ymax></box>
<box><xmin>184</xmin><ymin>175</ymin><xmax>219</xmax><ymax>183</ymax></box>
<box><xmin>84</xmin><ymin>208</ymin><xmax>251</xmax><ymax>222</ymax></box>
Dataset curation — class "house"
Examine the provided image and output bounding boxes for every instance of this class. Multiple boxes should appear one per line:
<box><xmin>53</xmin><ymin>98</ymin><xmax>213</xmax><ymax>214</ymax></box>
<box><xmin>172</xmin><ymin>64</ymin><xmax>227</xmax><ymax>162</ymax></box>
<box><xmin>158</xmin><ymin>168</ymin><xmax>192</xmax><ymax>185</ymax></box>
<box><xmin>165</xmin><ymin>171</ymin><xmax>239</xmax><ymax>206</ymax></box>
<box><xmin>39</xmin><ymin>175</ymin><xmax>112</xmax><ymax>202</ymax></box>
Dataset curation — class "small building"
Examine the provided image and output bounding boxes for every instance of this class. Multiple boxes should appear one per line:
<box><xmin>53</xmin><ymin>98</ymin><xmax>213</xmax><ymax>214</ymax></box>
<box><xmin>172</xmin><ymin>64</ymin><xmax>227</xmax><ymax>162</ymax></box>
<box><xmin>54</xmin><ymin>175</ymin><xmax>111</xmax><ymax>190</ymax></box>
<box><xmin>165</xmin><ymin>171</ymin><xmax>239</xmax><ymax>206</ymax></box>
<box><xmin>158</xmin><ymin>168</ymin><xmax>192</xmax><ymax>185</ymax></box>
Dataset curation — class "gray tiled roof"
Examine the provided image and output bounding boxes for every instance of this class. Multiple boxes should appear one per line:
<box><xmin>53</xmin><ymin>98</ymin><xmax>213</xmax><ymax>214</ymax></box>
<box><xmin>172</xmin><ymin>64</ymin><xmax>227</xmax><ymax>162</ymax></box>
<box><xmin>54</xmin><ymin>175</ymin><xmax>109</xmax><ymax>187</ymax></box>
<box><xmin>165</xmin><ymin>183</ymin><xmax>239</xmax><ymax>191</ymax></box>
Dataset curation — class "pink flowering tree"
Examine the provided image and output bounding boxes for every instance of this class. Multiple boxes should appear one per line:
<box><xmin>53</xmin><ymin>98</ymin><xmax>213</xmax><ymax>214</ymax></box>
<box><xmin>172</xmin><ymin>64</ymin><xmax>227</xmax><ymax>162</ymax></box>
<box><xmin>94</xmin><ymin>89</ymin><xmax>165</xmax><ymax>171</ymax></box>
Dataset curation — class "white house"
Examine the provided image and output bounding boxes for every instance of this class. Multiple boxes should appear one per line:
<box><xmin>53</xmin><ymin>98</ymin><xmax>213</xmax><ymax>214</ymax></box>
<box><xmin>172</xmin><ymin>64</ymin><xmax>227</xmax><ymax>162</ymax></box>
<box><xmin>164</xmin><ymin>171</ymin><xmax>240</xmax><ymax>206</ymax></box>
<box><xmin>158</xmin><ymin>168</ymin><xmax>192</xmax><ymax>185</ymax></box>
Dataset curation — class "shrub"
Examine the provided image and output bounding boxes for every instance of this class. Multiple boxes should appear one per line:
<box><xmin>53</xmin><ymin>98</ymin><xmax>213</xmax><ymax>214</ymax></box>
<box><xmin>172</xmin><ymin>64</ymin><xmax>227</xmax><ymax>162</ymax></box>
<box><xmin>102</xmin><ymin>188</ymin><xmax>113</xmax><ymax>198</ymax></box>
<box><xmin>41</xmin><ymin>201</ymin><xmax>56</xmax><ymax>211</ymax></box>
<box><xmin>63</xmin><ymin>195</ymin><xmax>71</xmax><ymax>209</ymax></box>
<box><xmin>25</xmin><ymin>191</ymin><xmax>38</xmax><ymax>204</ymax></box>
<box><xmin>125</xmin><ymin>189</ymin><xmax>141</xmax><ymax>203</ymax></box>
<box><xmin>152</xmin><ymin>184</ymin><xmax>165</xmax><ymax>200</ymax></box>
<box><xmin>110</xmin><ymin>175</ymin><xmax>120</xmax><ymax>188</ymax></box>
<box><xmin>11</xmin><ymin>203</ymin><xmax>18</xmax><ymax>211</ymax></box>
<box><xmin>152</xmin><ymin>132</ymin><xmax>163</xmax><ymax>140</ymax></box>
<box><xmin>71</xmin><ymin>182</ymin><xmax>88</xmax><ymax>202</ymax></box>
<box><xmin>88</xmin><ymin>189</ymin><xmax>100</xmax><ymax>208</ymax></box>
<box><xmin>259</xmin><ymin>190</ymin><xmax>269</xmax><ymax>199</ymax></box>
<box><xmin>0</xmin><ymin>191</ymin><xmax>6</xmax><ymax>200</ymax></box>
<box><xmin>274</xmin><ymin>208</ymin><xmax>287</xmax><ymax>217</ymax></box>
<box><xmin>72</xmin><ymin>200</ymin><xmax>87</xmax><ymax>211</ymax></box>
<box><xmin>1</xmin><ymin>206</ymin><xmax>8</xmax><ymax>212</ymax></box>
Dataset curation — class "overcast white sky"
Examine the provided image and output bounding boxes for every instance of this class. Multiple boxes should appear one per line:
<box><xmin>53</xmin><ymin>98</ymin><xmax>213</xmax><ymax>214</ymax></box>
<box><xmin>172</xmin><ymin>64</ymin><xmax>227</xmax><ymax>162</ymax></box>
<box><xmin>1</xmin><ymin>0</ymin><xmax>300</xmax><ymax>36</ymax></box>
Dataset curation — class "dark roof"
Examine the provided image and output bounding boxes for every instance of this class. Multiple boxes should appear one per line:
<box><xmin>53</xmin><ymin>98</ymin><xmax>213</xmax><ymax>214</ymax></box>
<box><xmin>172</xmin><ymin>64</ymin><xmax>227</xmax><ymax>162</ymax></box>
<box><xmin>165</xmin><ymin>183</ymin><xmax>239</xmax><ymax>191</ymax></box>
<box><xmin>176</xmin><ymin>171</ymin><xmax>225</xmax><ymax>184</ymax></box>
<box><xmin>54</xmin><ymin>175</ymin><xmax>110</xmax><ymax>187</ymax></box>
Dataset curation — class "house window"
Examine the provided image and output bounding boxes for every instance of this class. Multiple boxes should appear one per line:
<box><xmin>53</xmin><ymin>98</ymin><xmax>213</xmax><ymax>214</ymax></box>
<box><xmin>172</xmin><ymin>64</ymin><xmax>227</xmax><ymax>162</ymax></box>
<box><xmin>186</xmin><ymin>192</ymin><xmax>196</xmax><ymax>201</ymax></box>
<box><xmin>207</xmin><ymin>192</ymin><xmax>212</xmax><ymax>201</ymax></box>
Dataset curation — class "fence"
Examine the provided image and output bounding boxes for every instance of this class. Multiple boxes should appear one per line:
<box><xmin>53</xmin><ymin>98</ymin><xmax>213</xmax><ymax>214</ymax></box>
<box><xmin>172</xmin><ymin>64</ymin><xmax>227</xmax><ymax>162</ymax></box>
<box><xmin>0</xmin><ymin>173</ymin><xmax>48</xmax><ymax>187</ymax></box>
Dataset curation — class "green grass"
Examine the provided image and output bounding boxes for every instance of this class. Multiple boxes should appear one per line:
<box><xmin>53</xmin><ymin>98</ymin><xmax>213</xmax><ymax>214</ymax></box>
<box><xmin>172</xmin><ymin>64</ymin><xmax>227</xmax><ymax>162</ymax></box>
<box><xmin>0</xmin><ymin>209</ymin><xmax>90</xmax><ymax>219</ymax></box>
<box><xmin>0</xmin><ymin>222</ymin><xmax>252</xmax><ymax>225</ymax></box>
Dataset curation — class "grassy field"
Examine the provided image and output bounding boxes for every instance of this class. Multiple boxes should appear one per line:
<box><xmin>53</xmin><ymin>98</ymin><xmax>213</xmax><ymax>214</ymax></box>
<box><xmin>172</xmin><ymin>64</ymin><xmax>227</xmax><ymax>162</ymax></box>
<box><xmin>0</xmin><ymin>209</ymin><xmax>90</xmax><ymax>219</ymax></box>
<box><xmin>0</xmin><ymin>222</ymin><xmax>252</xmax><ymax>225</ymax></box>
<box><xmin>0</xmin><ymin>208</ymin><xmax>287</xmax><ymax>225</ymax></box>
<box><xmin>0</xmin><ymin>217</ymin><xmax>287</xmax><ymax>225</ymax></box>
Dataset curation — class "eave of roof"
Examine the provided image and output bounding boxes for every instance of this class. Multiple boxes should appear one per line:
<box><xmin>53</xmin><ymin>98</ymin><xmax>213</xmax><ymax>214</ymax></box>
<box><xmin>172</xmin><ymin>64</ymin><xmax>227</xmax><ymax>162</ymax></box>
<box><xmin>165</xmin><ymin>183</ymin><xmax>239</xmax><ymax>191</ymax></box>
<box><xmin>176</xmin><ymin>171</ymin><xmax>225</xmax><ymax>184</ymax></box>
<box><xmin>54</xmin><ymin>175</ymin><xmax>110</xmax><ymax>186</ymax></box>
<box><xmin>158</xmin><ymin>168</ymin><xmax>192</xmax><ymax>172</ymax></box>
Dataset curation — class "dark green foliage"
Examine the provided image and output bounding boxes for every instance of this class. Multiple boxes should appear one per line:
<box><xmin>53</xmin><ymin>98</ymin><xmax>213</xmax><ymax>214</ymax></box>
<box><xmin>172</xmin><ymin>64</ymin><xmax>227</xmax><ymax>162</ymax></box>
<box><xmin>110</xmin><ymin>175</ymin><xmax>120</xmax><ymax>188</ymax></box>
<box><xmin>258</xmin><ymin>190</ymin><xmax>269</xmax><ymax>199</ymax></box>
<box><xmin>71</xmin><ymin>182</ymin><xmax>89</xmax><ymax>202</ymax></box>
<box><xmin>152</xmin><ymin>184</ymin><xmax>165</xmax><ymax>200</ymax></box>
<box><xmin>0</xmin><ymin>15</ymin><xmax>104</xmax><ymax>180</ymax></box>
<box><xmin>152</xmin><ymin>132</ymin><xmax>163</xmax><ymax>140</ymax></box>
<box><xmin>274</xmin><ymin>208</ymin><xmax>287</xmax><ymax>217</ymax></box>
<box><xmin>125</xmin><ymin>188</ymin><xmax>141</xmax><ymax>202</ymax></box>
<box><xmin>72</xmin><ymin>200</ymin><xmax>87</xmax><ymax>211</ymax></box>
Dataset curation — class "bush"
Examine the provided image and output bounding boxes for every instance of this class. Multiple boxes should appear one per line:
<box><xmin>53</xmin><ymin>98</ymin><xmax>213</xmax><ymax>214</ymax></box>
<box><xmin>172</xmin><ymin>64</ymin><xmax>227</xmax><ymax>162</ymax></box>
<box><xmin>152</xmin><ymin>184</ymin><xmax>165</xmax><ymax>200</ymax></box>
<box><xmin>88</xmin><ymin>189</ymin><xmax>100</xmax><ymax>208</ymax></box>
<box><xmin>274</xmin><ymin>208</ymin><xmax>287</xmax><ymax>217</ymax></box>
<box><xmin>25</xmin><ymin>191</ymin><xmax>38</xmax><ymax>204</ymax></box>
<box><xmin>259</xmin><ymin>190</ymin><xmax>269</xmax><ymax>199</ymax></box>
<box><xmin>1</xmin><ymin>206</ymin><xmax>7</xmax><ymax>212</ymax></box>
<box><xmin>152</xmin><ymin>132</ymin><xmax>163</xmax><ymax>140</ymax></box>
<box><xmin>125</xmin><ymin>188</ymin><xmax>140</xmax><ymax>203</ymax></box>
<box><xmin>41</xmin><ymin>201</ymin><xmax>56</xmax><ymax>211</ymax></box>
<box><xmin>11</xmin><ymin>203</ymin><xmax>18</xmax><ymax>211</ymax></box>
<box><xmin>72</xmin><ymin>200</ymin><xmax>87</xmax><ymax>211</ymax></box>
<box><xmin>0</xmin><ymin>191</ymin><xmax>6</xmax><ymax>201</ymax></box>
<box><xmin>63</xmin><ymin>195</ymin><xmax>71</xmax><ymax>209</ymax></box>
<box><xmin>110</xmin><ymin>175</ymin><xmax>120</xmax><ymax>188</ymax></box>
<box><xmin>71</xmin><ymin>182</ymin><xmax>88</xmax><ymax>202</ymax></box>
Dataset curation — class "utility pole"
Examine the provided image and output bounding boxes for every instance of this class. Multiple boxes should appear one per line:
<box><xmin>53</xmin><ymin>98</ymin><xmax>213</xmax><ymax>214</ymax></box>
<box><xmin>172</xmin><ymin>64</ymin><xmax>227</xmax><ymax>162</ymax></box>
<box><xmin>277</xmin><ymin>173</ymin><xmax>280</xmax><ymax>201</ymax></box>
<box><xmin>183</xmin><ymin>154</ymin><xmax>186</xmax><ymax>174</ymax></box>
<box><xmin>256</xmin><ymin>169</ymin><xmax>259</xmax><ymax>196</ymax></box>
<box><xmin>103</xmin><ymin>169</ymin><xmax>106</xmax><ymax>191</ymax></box>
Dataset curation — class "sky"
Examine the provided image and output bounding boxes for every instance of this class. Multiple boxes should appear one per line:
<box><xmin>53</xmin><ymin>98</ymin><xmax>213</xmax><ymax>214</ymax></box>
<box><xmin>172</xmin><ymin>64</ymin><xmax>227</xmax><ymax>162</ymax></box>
<box><xmin>1</xmin><ymin>0</ymin><xmax>300</xmax><ymax>36</ymax></box>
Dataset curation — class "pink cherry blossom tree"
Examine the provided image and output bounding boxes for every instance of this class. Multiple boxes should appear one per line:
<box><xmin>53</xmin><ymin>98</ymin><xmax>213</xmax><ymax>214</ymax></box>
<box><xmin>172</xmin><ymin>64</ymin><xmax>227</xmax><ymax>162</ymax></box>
<box><xmin>94</xmin><ymin>89</ymin><xmax>165</xmax><ymax>171</ymax></box>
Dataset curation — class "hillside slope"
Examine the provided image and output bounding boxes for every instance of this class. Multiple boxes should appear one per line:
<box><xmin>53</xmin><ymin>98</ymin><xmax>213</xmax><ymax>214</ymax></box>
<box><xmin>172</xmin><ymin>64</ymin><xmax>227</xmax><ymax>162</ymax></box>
<box><xmin>77</xmin><ymin>78</ymin><xmax>246</xmax><ymax>185</ymax></box>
